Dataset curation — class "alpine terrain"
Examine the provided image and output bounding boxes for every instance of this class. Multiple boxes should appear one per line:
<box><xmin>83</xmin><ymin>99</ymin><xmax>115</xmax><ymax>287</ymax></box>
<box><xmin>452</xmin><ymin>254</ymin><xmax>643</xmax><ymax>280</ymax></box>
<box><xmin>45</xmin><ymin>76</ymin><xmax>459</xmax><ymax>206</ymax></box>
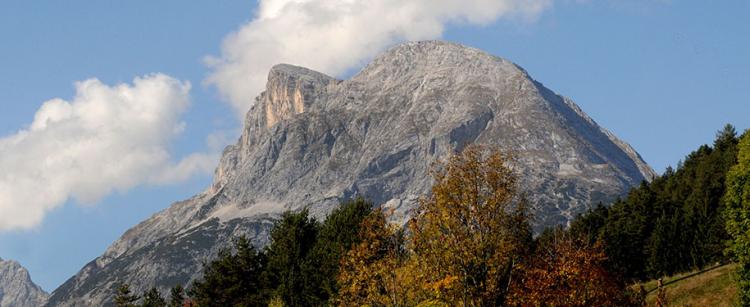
<box><xmin>46</xmin><ymin>41</ymin><xmax>655</xmax><ymax>306</ymax></box>
<box><xmin>0</xmin><ymin>258</ymin><xmax>48</xmax><ymax>307</ymax></box>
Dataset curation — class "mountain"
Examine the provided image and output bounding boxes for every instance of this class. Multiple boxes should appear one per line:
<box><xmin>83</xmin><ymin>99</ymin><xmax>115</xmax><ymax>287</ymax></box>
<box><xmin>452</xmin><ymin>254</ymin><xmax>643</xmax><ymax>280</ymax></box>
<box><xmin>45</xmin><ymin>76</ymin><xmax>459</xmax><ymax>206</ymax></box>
<box><xmin>46</xmin><ymin>41</ymin><xmax>655</xmax><ymax>306</ymax></box>
<box><xmin>0</xmin><ymin>258</ymin><xmax>48</xmax><ymax>307</ymax></box>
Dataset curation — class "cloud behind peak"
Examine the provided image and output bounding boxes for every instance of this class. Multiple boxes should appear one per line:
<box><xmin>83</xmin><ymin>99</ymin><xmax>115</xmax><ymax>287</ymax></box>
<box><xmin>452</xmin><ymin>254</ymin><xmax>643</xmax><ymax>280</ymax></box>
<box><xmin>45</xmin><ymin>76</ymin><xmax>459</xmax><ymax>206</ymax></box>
<box><xmin>205</xmin><ymin>0</ymin><xmax>553</xmax><ymax>118</ymax></box>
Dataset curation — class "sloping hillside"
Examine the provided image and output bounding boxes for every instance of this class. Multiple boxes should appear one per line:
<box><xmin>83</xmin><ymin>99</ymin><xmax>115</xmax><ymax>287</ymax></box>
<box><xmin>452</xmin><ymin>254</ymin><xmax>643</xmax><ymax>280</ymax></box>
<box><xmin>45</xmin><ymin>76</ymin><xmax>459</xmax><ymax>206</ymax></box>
<box><xmin>639</xmin><ymin>264</ymin><xmax>738</xmax><ymax>306</ymax></box>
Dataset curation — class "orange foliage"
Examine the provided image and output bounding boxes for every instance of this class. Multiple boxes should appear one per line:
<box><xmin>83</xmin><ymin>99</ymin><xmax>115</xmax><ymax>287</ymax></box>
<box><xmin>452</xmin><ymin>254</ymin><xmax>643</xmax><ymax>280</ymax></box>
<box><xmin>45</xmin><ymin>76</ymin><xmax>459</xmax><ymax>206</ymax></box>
<box><xmin>336</xmin><ymin>145</ymin><xmax>637</xmax><ymax>307</ymax></box>
<box><xmin>507</xmin><ymin>232</ymin><xmax>641</xmax><ymax>306</ymax></box>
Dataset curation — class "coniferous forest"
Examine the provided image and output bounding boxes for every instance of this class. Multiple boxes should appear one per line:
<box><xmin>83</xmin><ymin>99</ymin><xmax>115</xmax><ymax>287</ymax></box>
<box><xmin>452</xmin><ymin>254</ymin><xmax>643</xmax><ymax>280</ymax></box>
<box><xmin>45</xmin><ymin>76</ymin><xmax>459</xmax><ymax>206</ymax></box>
<box><xmin>115</xmin><ymin>125</ymin><xmax>750</xmax><ymax>307</ymax></box>
<box><xmin>570</xmin><ymin>124</ymin><xmax>741</xmax><ymax>281</ymax></box>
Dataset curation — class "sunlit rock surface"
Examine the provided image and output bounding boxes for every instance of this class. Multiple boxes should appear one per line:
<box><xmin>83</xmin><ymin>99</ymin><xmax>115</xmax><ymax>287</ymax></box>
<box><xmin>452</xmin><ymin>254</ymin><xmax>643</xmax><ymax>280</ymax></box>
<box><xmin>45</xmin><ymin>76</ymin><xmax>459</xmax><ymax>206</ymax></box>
<box><xmin>47</xmin><ymin>41</ymin><xmax>654</xmax><ymax>306</ymax></box>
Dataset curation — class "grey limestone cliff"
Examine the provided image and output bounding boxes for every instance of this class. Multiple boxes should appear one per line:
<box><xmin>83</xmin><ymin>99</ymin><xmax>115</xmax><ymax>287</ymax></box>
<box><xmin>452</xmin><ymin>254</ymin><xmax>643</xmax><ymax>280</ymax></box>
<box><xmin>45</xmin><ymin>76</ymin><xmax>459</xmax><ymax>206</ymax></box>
<box><xmin>47</xmin><ymin>41</ymin><xmax>655</xmax><ymax>306</ymax></box>
<box><xmin>0</xmin><ymin>258</ymin><xmax>48</xmax><ymax>307</ymax></box>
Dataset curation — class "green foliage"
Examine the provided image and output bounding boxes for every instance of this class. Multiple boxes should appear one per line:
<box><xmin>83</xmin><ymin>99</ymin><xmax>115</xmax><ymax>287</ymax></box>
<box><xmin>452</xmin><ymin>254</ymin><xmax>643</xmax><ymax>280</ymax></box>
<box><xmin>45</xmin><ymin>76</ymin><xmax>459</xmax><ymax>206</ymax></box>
<box><xmin>141</xmin><ymin>288</ymin><xmax>166</xmax><ymax>307</ymax></box>
<box><xmin>142</xmin><ymin>123</ymin><xmax>746</xmax><ymax>304</ymax></box>
<box><xmin>569</xmin><ymin>202</ymin><xmax>608</xmax><ymax>244</ymax></box>
<box><xmin>723</xmin><ymin>129</ymin><xmax>750</xmax><ymax>305</ymax></box>
<box><xmin>181</xmin><ymin>199</ymin><xmax>372</xmax><ymax>306</ymax></box>
<box><xmin>114</xmin><ymin>283</ymin><xmax>139</xmax><ymax>307</ymax></box>
<box><xmin>308</xmin><ymin>198</ymin><xmax>373</xmax><ymax>302</ymax></box>
<box><xmin>265</xmin><ymin>200</ymin><xmax>373</xmax><ymax>306</ymax></box>
<box><xmin>264</xmin><ymin>208</ymin><xmax>321</xmax><ymax>306</ymax></box>
<box><xmin>189</xmin><ymin>236</ymin><xmax>269</xmax><ymax>306</ymax></box>
<box><xmin>336</xmin><ymin>146</ymin><xmax>635</xmax><ymax>306</ymax></box>
<box><xmin>571</xmin><ymin>124</ymin><xmax>740</xmax><ymax>281</ymax></box>
<box><xmin>168</xmin><ymin>285</ymin><xmax>185</xmax><ymax>307</ymax></box>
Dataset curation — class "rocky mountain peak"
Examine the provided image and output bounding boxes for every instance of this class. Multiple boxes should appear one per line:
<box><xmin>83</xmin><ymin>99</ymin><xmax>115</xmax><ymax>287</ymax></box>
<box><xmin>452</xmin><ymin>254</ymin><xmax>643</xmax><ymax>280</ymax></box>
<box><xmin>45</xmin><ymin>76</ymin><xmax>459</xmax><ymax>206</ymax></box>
<box><xmin>258</xmin><ymin>64</ymin><xmax>336</xmax><ymax>128</ymax></box>
<box><xmin>0</xmin><ymin>258</ymin><xmax>48</xmax><ymax>307</ymax></box>
<box><xmin>355</xmin><ymin>41</ymin><xmax>524</xmax><ymax>84</ymax></box>
<box><xmin>47</xmin><ymin>41</ymin><xmax>655</xmax><ymax>306</ymax></box>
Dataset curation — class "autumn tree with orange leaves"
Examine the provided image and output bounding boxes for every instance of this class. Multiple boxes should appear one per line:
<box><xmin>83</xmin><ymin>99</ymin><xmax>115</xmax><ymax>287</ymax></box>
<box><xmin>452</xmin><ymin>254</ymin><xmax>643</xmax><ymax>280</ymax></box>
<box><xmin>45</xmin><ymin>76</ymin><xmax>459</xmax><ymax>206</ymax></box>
<box><xmin>507</xmin><ymin>228</ymin><xmax>642</xmax><ymax>306</ymax></box>
<box><xmin>336</xmin><ymin>145</ymin><xmax>638</xmax><ymax>307</ymax></box>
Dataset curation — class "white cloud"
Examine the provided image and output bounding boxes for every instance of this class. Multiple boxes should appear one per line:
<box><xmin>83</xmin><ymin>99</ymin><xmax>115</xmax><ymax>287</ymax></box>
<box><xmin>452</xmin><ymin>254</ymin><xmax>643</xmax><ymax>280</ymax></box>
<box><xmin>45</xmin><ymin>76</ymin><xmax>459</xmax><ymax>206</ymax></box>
<box><xmin>0</xmin><ymin>74</ymin><xmax>217</xmax><ymax>231</ymax></box>
<box><xmin>206</xmin><ymin>0</ymin><xmax>553</xmax><ymax>117</ymax></box>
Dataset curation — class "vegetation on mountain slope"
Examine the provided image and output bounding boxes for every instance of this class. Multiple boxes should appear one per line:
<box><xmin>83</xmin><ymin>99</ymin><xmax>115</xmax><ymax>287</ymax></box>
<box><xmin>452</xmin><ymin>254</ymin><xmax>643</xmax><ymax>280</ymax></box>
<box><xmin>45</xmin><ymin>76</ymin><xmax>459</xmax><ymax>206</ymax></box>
<box><xmin>571</xmin><ymin>124</ymin><xmax>741</xmax><ymax>281</ymax></box>
<box><xmin>724</xmin><ymin>131</ymin><xmax>750</xmax><ymax>305</ymax></box>
<box><xmin>637</xmin><ymin>263</ymin><xmax>738</xmax><ymax>307</ymax></box>
<box><xmin>115</xmin><ymin>125</ymin><xmax>750</xmax><ymax>306</ymax></box>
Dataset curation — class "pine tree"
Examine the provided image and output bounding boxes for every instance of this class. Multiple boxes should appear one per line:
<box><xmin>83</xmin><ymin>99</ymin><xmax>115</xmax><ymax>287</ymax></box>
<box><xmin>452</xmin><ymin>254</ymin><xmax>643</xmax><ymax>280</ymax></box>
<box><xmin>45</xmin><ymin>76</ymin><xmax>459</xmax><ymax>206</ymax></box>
<box><xmin>308</xmin><ymin>198</ymin><xmax>372</xmax><ymax>302</ymax></box>
<box><xmin>264</xmin><ymin>209</ymin><xmax>320</xmax><ymax>307</ymax></box>
<box><xmin>141</xmin><ymin>287</ymin><xmax>167</xmax><ymax>307</ymax></box>
<box><xmin>189</xmin><ymin>236</ymin><xmax>269</xmax><ymax>306</ymax></box>
<box><xmin>114</xmin><ymin>283</ymin><xmax>139</xmax><ymax>307</ymax></box>
<box><xmin>570</xmin><ymin>124</ymin><xmax>740</xmax><ymax>281</ymax></box>
<box><xmin>646</xmin><ymin>212</ymin><xmax>681</xmax><ymax>277</ymax></box>
<box><xmin>724</xmin><ymin>130</ymin><xmax>750</xmax><ymax>305</ymax></box>
<box><xmin>569</xmin><ymin>202</ymin><xmax>609</xmax><ymax>244</ymax></box>
<box><xmin>168</xmin><ymin>285</ymin><xmax>185</xmax><ymax>307</ymax></box>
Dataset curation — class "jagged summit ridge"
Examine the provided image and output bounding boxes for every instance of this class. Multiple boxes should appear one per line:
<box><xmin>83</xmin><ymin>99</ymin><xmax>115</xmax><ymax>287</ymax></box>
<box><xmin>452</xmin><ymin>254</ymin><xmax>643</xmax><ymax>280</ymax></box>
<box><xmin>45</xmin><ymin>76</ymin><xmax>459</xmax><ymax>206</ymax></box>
<box><xmin>0</xmin><ymin>258</ymin><xmax>48</xmax><ymax>307</ymax></box>
<box><xmin>47</xmin><ymin>40</ymin><xmax>654</xmax><ymax>306</ymax></box>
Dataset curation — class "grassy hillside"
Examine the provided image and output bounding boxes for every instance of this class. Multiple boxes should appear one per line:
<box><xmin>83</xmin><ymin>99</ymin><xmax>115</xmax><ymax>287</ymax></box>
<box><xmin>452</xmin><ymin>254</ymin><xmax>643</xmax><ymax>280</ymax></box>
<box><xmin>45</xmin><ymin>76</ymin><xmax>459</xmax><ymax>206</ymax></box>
<box><xmin>637</xmin><ymin>263</ymin><xmax>738</xmax><ymax>306</ymax></box>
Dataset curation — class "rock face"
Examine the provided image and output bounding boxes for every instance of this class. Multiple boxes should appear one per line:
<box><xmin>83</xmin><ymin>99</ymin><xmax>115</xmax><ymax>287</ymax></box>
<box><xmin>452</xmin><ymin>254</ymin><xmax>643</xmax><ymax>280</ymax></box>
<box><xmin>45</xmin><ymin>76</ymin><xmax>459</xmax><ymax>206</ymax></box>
<box><xmin>0</xmin><ymin>258</ymin><xmax>48</xmax><ymax>307</ymax></box>
<box><xmin>46</xmin><ymin>41</ymin><xmax>655</xmax><ymax>306</ymax></box>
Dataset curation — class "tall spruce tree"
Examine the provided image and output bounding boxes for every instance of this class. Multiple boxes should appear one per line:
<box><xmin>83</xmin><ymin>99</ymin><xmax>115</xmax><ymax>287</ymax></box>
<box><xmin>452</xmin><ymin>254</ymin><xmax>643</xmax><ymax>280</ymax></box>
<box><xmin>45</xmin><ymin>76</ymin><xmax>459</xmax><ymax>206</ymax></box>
<box><xmin>114</xmin><ymin>283</ymin><xmax>139</xmax><ymax>307</ymax></box>
<box><xmin>189</xmin><ymin>236</ymin><xmax>269</xmax><ymax>306</ymax></box>
<box><xmin>141</xmin><ymin>287</ymin><xmax>167</xmax><ymax>307</ymax></box>
<box><xmin>265</xmin><ymin>208</ymin><xmax>321</xmax><ymax>306</ymax></box>
<box><xmin>308</xmin><ymin>198</ymin><xmax>373</xmax><ymax>302</ymax></box>
<box><xmin>168</xmin><ymin>285</ymin><xmax>185</xmax><ymax>307</ymax></box>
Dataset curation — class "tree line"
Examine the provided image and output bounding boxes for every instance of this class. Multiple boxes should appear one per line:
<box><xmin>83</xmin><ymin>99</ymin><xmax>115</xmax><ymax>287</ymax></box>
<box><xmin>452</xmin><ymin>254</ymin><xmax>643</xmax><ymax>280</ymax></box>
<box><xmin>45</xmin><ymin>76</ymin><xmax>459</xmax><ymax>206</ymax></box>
<box><xmin>114</xmin><ymin>125</ymin><xmax>750</xmax><ymax>306</ymax></box>
<box><xmin>569</xmin><ymin>124</ymin><xmax>750</xmax><ymax>305</ymax></box>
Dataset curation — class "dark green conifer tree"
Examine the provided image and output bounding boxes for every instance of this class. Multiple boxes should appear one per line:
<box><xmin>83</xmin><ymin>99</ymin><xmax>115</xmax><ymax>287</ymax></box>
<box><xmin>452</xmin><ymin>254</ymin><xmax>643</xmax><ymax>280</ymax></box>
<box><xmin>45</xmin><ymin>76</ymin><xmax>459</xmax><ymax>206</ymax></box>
<box><xmin>308</xmin><ymin>198</ymin><xmax>372</xmax><ymax>302</ymax></box>
<box><xmin>168</xmin><ymin>285</ymin><xmax>185</xmax><ymax>307</ymax></box>
<box><xmin>114</xmin><ymin>283</ymin><xmax>139</xmax><ymax>307</ymax></box>
<box><xmin>570</xmin><ymin>124</ymin><xmax>740</xmax><ymax>281</ymax></box>
<box><xmin>141</xmin><ymin>287</ymin><xmax>166</xmax><ymax>307</ymax></box>
<box><xmin>264</xmin><ymin>208</ymin><xmax>321</xmax><ymax>307</ymax></box>
<box><xmin>189</xmin><ymin>236</ymin><xmax>269</xmax><ymax>306</ymax></box>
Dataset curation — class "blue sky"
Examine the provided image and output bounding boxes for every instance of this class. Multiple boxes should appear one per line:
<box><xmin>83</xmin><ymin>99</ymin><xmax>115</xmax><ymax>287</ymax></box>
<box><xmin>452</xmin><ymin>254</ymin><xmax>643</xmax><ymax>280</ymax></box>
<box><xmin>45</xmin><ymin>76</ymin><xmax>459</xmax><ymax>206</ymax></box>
<box><xmin>0</xmin><ymin>1</ymin><xmax>747</xmax><ymax>292</ymax></box>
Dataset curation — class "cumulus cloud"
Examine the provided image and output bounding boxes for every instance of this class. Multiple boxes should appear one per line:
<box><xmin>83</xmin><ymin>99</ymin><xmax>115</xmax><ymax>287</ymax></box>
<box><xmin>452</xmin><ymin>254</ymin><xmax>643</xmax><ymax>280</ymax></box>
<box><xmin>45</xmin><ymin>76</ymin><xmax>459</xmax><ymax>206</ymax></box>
<box><xmin>0</xmin><ymin>74</ymin><xmax>217</xmax><ymax>231</ymax></box>
<box><xmin>206</xmin><ymin>0</ymin><xmax>553</xmax><ymax>117</ymax></box>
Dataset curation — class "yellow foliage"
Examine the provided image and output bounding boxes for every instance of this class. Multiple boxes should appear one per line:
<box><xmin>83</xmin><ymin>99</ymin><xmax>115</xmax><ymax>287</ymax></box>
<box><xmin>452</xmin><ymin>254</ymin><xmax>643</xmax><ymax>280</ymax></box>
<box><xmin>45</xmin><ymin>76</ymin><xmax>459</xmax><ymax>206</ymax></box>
<box><xmin>336</xmin><ymin>145</ymin><xmax>634</xmax><ymax>306</ymax></box>
<box><xmin>336</xmin><ymin>209</ymin><xmax>420</xmax><ymax>306</ymax></box>
<box><xmin>408</xmin><ymin>145</ymin><xmax>531</xmax><ymax>306</ymax></box>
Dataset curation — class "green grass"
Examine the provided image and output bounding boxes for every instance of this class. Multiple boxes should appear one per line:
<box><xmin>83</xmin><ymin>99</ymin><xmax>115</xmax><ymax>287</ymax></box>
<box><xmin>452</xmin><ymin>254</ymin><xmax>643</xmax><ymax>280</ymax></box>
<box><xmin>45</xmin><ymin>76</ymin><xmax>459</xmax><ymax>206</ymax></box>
<box><xmin>636</xmin><ymin>263</ymin><xmax>739</xmax><ymax>306</ymax></box>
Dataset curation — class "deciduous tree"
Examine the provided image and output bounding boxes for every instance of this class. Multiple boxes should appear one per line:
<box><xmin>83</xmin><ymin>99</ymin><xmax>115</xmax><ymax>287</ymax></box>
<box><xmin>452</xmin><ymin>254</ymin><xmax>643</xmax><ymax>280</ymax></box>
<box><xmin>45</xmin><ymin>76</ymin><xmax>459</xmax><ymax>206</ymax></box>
<box><xmin>508</xmin><ymin>229</ymin><xmax>640</xmax><ymax>306</ymax></box>
<box><xmin>409</xmin><ymin>145</ymin><xmax>531</xmax><ymax>306</ymax></box>
<box><xmin>724</xmin><ymin>130</ymin><xmax>750</xmax><ymax>305</ymax></box>
<box><xmin>336</xmin><ymin>209</ymin><xmax>415</xmax><ymax>306</ymax></box>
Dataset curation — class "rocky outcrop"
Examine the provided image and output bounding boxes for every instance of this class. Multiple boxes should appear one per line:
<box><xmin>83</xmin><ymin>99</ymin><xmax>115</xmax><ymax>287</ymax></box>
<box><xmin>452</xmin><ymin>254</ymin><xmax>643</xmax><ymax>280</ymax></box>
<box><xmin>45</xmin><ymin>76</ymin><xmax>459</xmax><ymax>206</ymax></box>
<box><xmin>47</xmin><ymin>41</ymin><xmax>654</xmax><ymax>306</ymax></box>
<box><xmin>0</xmin><ymin>258</ymin><xmax>48</xmax><ymax>307</ymax></box>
